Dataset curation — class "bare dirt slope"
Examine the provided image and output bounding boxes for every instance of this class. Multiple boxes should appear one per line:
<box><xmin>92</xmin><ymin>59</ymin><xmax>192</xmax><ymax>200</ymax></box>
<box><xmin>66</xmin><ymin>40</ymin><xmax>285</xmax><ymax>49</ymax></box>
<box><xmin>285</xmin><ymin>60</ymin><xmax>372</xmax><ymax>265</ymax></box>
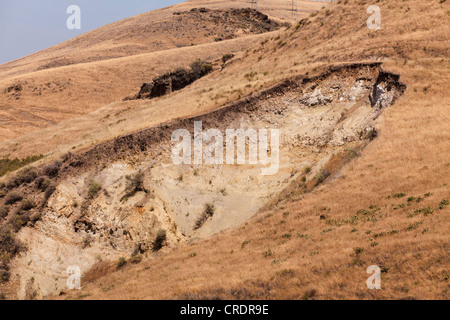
<box><xmin>0</xmin><ymin>0</ymin><xmax>449</xmax><ymax>300</ymax></box>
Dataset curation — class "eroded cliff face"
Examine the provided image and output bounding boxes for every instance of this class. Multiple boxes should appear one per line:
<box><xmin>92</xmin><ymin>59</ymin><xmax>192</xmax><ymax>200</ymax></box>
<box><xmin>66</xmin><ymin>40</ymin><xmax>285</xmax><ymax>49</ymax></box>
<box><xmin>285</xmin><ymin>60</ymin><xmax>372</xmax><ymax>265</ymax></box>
<box><xmin>2</xmin><ymin>64</ymin><xmax>405</xmax><ymax>298</ymax></box>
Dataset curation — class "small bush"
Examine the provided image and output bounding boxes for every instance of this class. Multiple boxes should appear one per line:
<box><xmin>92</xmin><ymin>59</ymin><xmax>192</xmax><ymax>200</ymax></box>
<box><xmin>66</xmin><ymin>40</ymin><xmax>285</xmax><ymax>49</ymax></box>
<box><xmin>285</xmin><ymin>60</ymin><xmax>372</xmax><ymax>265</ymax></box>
<box><xmin>241</xmin><ymin>240</ymin><xmax>250</xmax><ymax>249</ymax></box>
<box><xmin>0</xmin><ymin>205</ymin><xmax>9</xmax><ymax>219</ymax></box>
<box><xmin>9</xmin><ymin>213</ymin><xmax>30</xmax><ymax>231</ymax></box>
<box><xmin>194</xmin><ymin>203</ymin><xmax>215</xmax><ymax>230</ymax></box>
<box><xmin>222</xmin><ymin>53</ymin><xmax>234</xmax><ymax>64</ymax></box>
<box><xmin>4</xmin><ymin>192</ymin><xmax>23</xmax><ymax>205</ymax></box>
<box><xmin>7</xmin><ymin>167</ymin><xmax>38</xmax><ymax>189</ymax></box>
<box><xmin>0</xmin><ymin>269</ymin><xmax>10</xmax><ymax>283</ymax></box>
<box><xmin>424</xmin><ymin>206</ymin><xmax>434</xmax><ymax>216</ymax></box>
<box><xmin>439</xmin><ymin>199</ymin><xmax>449</xmax><ymax>210</ymax></box>
<box><xmin>263</xmin><ymin>248</ymin><xmax>273</xmax><ymax>258</ymax></box>
<box><xmin>87</xmin><ymin>180</ymin><xmax>102</xmax><ymax>199</ymax></box>
<box><xmin>393</xmin><ymin>193</ymin><xmax>406</xmax><ymax>198</ymax></box>
<box><xmin>122</xmin><ymin>172</ymin><xmax>144</xmax><ymax>200</ymax></box>
<box><xmin>116</xmin><ymin>257</ymin><xmax>127</xmax><ymax>269</ymax></box>
<box><xmin>130</xmin><ymin>255</ymin><xmax>142</xmax><ymax>264</ymax></box>
<box><xmin>36</xmin><ymin>177</ymin><xmax>49</xmax><ymax>191</ymax></box>
<box><xmin>315</xmin><ymin>169</ymin><xmax>331</xmax><ymax>186</ymax></box>
<box><xmin>302</xmin><ymin>289</ymin><xmax>317</xmax><ymax>300</ymax></box>
<box><xmin>278</xmin><ymin>40</ymin><xmax>287</xmax><ymax>48</ymax></box>
<box><xmin>18</xmin><ymin>168</ymin><xmax>38</xmax><ymax>184</ymax></box>
<box><xmin>153</xmin><ymin>229</ymin><xmax>167</xmax><ymax>252</ymax></box>
<box><xmin>42</xmin><ymin>161</ymin><xmax>62</xmax><ymax>178</ymax></box>
<box><xmin>43</xmin><ymin>181</ymin><xmax>56</xmax><ymax>202</ymax></box>
<box><xmin>18</xmin><ymin>199</ymin><xmax>35</xmax><ymax>212</ymax></box>
<box><xmin>200</xmin><ymin>63</ymin><xmax>212</xmax><ymax>75</ymax></box>
<box><xmin>82</xmin><ymin>235</ymin><xmax>92</xmax><ymax>249</ymax></box>
<box><xmin>0</xmin><ymin>227</ymin><xmax>22</xmax><ymax>259</ymax></box>
<box><xmin>190</xmin><ymin>59</ymin><xmax>212</xmax><ymax>77</ymax></box>
<box><xmin>244</xmin><ymin>71</ymin><xmax>257</xmax><ymax>81</ymax></box>
<box><xmin>0</xmin><ymin>226</ymin><xmax>24</xmax><ymax>283</ymax></box>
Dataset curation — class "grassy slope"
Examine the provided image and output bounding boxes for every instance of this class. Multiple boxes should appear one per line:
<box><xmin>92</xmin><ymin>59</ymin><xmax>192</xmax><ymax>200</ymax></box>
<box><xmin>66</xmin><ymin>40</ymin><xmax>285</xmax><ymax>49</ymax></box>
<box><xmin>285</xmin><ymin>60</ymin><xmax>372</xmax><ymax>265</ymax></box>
<box><xmin>46</xmin><ymin>0</ymin><xmax>450</xmax><ymax>300</ymax></box>
<box><xmin>0</xmin><ymin>0</ymin><xmax>446</xmax><ymax>299</ymax></box>
<box><xmin>0</xmin><ymin>0</ymin><xmax>322</xmax><ymax>143</ymax></box>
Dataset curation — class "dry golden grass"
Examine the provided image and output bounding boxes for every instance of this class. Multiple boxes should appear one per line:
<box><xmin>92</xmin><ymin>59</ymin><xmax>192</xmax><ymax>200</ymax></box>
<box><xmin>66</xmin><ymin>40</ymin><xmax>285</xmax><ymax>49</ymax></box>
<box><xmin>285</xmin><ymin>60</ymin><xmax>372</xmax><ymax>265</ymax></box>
<box><xmin>0</xmin><ymin>0</ymin><xmax>322</xmax><ymax>143</ymax></box>
<box><xmin>2</xmin><ymin>0</ymin><xmax>449</xmax><ymax>300</ymax></box>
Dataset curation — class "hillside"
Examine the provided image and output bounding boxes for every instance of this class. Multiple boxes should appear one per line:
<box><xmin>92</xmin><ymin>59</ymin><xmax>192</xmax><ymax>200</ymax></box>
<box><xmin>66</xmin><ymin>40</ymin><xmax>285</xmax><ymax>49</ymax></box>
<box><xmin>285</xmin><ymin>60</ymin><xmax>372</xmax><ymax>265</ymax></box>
<box><xmin>0</xmin><ymin>0</ymin><xmax>321</xmax><ymax>143</ymax></box>
<box><xmin>0</xmin><ymin>0</ymin><xmax>449</xmax><ymax>300</ymax></box>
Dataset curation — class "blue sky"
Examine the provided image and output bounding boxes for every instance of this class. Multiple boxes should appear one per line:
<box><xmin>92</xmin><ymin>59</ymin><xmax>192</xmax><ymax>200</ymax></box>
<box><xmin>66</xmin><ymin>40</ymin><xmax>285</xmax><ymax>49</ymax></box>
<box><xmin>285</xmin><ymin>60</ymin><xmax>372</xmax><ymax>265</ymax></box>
<box><xmin>0</xmin><ymin>0</ymin><xmax>183</xmax><ymax>64</ymax></box>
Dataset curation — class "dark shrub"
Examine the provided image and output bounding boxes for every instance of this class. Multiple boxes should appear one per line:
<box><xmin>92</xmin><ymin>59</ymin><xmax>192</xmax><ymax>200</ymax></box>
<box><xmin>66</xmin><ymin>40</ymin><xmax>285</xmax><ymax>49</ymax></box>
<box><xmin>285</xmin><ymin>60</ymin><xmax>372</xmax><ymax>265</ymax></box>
<box><xmin>44</xmin><ymin>183</ymin><xmax>56</xmax><ymax>202</ymax></box>
<box><xmin>4</xmin><ymin>192</ymin><xmax>23</xmax><ymax>205</ymax></box>
<box><xmin>61</xmin><ymin>152</ymin><xmax>72</xmax><ymax>163</ymax></box>
<box><xmin>0</xmin><ymin>226</ymin><xmax>24</xmax><ymax>283</ymax></box>
<box><xmin>122</xmin><ymin>172</ymin><xmax>145</xmax><ymax>200</ymax></box>
<box><xmin>153</xmin><ymin>229</ymin><xmax>167</xmax><ymax>252</ymax></box>
<box><xmin>16</xmin><ymin>167</ymin><xmax>38</xmax><ymax>184</ymax></box>
<box><xmin>82</xmin><ymin>235</ymin><xmax>92</xmax><ymax>249</ymax></box>
<box><xmin>35</xmin><ymin>177</ymin><xmax>44</xmax><ymax>190</ymax></box>
<box><xmin>42</xmin><ymin>161</ymin><xmax>62</xmax><ymax>178</ymax></box>
<box><xmin>130</xmin><ymin>255</ymin><xmax>142</xmax><ymax>264</ymax></box>
<box><xmin>190</xmin><ymin>59</ymin><xmax>212</xmax><ymax>78</ymax></box>
<box><xmin>194</xmin><ymin>203</ymin><xmax>215</xmax><ymax>230</ymax></box>
<box><xmin>9</xmin><ymin>213</ymin><xmax>30</xmax><ymax>231</ymax></box>
<box><xmin>36</xmin><ymin>177</ymin><xmax>54</xmax><ymax>193</ymax></box>
<box><xmin>6</xmin><ymin>167</ymin><xmax>38</xmax><ymax>189</ymax></box>
<box><xmin>87</xmin><ymin>180</ymin><xmax>102</xmax><ymax>199</ymax></box>
<box><xmin>0</xmin><ymin>268</ymin><xmax>10</xmax><ymax>283</ymax></box>
<box><xmin>172</xmin><ymin>67</ymin><xmax>192</xmax><ymax>91</ymax></box>
<box><xmin>0</xmin><ymin>205</ymin><xmax>9</xmax><ymax>219</ymax></box>
<box><xmin>117</xmin><ymin>257</ymin><xmax>127</xmax><ymax>269</ymax></box>
<box><xmin>0</xmin><ymin>227</ymin><xmax>21</xmax><ymax>257</ymax></box>
<box><xmin>315</xmin><ymin>169</ymin><xmax>331</xmax><ymax>186</ymax></box>
<box><xmin>18</xmin><ymin>199</ymin><xmax>35</xmax><ymax>211</ymax></box>
<box><xmin>222</xmin><ymin>53</ymin><xmax>235</xmax><ymax>64</ymax></box>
